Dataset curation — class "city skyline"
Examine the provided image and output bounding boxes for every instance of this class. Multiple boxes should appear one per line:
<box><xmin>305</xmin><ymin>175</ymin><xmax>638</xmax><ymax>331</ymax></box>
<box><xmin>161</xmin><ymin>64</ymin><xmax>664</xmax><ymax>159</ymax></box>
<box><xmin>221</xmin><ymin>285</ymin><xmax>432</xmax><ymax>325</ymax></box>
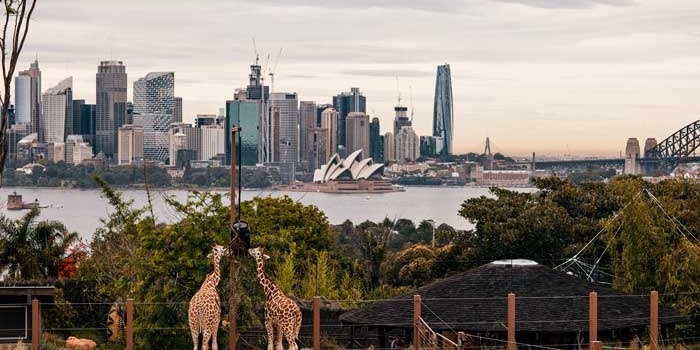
<box><xmin>16</xmin><ymin>0</ymin><xmax>700</xmax><ymax>156</ymax></box>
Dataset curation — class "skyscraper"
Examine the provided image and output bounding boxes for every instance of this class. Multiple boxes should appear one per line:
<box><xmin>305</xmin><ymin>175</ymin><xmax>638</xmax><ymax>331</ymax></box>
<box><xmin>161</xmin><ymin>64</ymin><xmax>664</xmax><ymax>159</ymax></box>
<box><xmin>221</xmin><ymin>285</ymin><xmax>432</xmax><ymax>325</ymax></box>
<box><xmin>14</xmin><ymin>75</ymin><xmax>31</xmax><ymax>125</ymax></box>
<box><xmin>396</xmin><ymin>126</ymin><xmax>419</xmax><ymax>162</ymax></box>
<box><xmin>96</xmin><ymin>60</ymin><xmax>127</xmax><ymax>160</ymax></box>
<box><xmin>345</xmin><ymin>112</ymin><xmax>369</xmax><ymax>156</ymax></box>
<box><xmin>132</xmin><ymin>72</ymin><xmax>175</xmax><ymax>162</ymax></box>
<box><xmin>383</xmin><ymin>132</ymin><xmax>395</xmax><ymax>162</ymax></box>
<box><xmin>320</xmin><ymin>108</ymin><xmax>338</xmax><ymax>160</ymax></box>
<box><xmin>369</xmin><ymin>117</ymin><xmax>383</xmax><ymax>163</ymax></box>
<box><xmin>71</xmin><ymin>100</ymin><xmax>96</xmax><ymax>152</ymax></box>
<box><xmin>270</xmin><ymin>92</ymin><xmax>299</xmax><ymax>183</ymax></box>
<box><xmin>305</xmin><ymin>127</ymin><xmax>328</xmax><ymax>173</ymax></box>
<box><xmin>118</xmin><ymin>124</ymin><xmax>144</xmax><ymax>165</ymax></box>
<box><xmin>174</xmin><ymin>97</ymin><xmax>183</xmax><ymax>123</ymax></box>
<box><xmin>299</xmin><ymin>101</ymin><xmax>316</xmax><ymax>167</ymax></box>
<box><xmin>225</xmin><ymin>100</ymin><xmax>259</xmax><ymax>166</ymax></box>
<box><xmin>333</xmin><ymin>87</ymin><xmax>366</xmax><ymax>150</ymax></box>
<box><xmin>17</xmin><ymin>60</ymin><xmax>41</xmax><ymax>134</ymax></box>
<box><xmin>433</xmin><ymin>64</ymin><xmax>454</xmax><ymax>155</ymax></box>
<box><xmin>244</xmin><ymin>62</ymin><xmax>271</xmax><ymax>163</ymax></box>
<box><xmin>41</xmin><ymin>77</ymin><xmax>72</xmax><ymax>143</ymax></box>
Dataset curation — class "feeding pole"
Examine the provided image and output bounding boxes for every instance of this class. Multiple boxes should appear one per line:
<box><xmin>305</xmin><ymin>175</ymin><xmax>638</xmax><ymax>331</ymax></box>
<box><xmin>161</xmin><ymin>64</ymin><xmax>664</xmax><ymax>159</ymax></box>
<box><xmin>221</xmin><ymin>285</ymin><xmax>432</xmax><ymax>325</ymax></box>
<box><xmin>229</xmin><ymin>126</ymin><xmax>241</xmax><ymax>350</ymax></box>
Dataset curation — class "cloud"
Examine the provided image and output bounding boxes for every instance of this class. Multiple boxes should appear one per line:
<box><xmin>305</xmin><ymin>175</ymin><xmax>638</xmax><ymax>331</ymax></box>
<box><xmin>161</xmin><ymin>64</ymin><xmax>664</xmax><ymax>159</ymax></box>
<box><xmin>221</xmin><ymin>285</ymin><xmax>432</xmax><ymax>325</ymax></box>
<box><xmin>252</xmin><ymin>0</ymin><xmax>461</xmax><ymax>13</ymax></box>
<box><xmin>490</xmin><ymin>0</ymin><xmax>636</xmax><ymax>9</ymax></box>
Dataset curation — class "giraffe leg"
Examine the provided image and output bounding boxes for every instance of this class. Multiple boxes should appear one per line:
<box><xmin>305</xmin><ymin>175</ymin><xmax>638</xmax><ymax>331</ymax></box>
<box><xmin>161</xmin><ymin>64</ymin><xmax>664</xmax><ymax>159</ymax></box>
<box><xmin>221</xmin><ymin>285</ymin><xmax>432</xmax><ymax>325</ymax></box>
<box><xmin>190</xmin><ymin>329</ymin><xmax>199</xmax><ymax>350</ymax></box>
<box><xmin>285</xmin><ymin>329</ymin><xmax>298</xmax><ymax>350</ymax></box>
<box><xmin>202</xmin><ymin>330</ymin><xmax>211</xmax><ymax>350</ymax></box>
<box><xmin>211</xmin><ymin>329</ymin><xmax>218</xmax><ymax>350</ymax></box>
<box><xmin>265</xmin><ymin>317</ymin><xmax>275</xmax><ymax>350</ymax></box>
<box><xmin>275</xmin><ymin>323</ymin><xmax>283</xmax><ymax>350</ymax></box>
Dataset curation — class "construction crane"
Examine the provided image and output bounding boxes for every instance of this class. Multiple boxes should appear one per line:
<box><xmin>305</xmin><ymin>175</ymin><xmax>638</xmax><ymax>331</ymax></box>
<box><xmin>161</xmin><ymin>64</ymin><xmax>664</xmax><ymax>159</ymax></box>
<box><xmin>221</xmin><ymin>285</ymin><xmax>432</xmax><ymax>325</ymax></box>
<box><xmin>409</xmin><ymin>85</ymin><xmax>414</xmax><ymax>121</ymax></box>
<box><xmin>252</xmin><ymin>37</ymin><xmax>259</xmax><ymax>65</ymax></box>
<box><xmin>269</xmin><ymin>47</ymin><xmax>283</xmax><ymax>93</ymax></box>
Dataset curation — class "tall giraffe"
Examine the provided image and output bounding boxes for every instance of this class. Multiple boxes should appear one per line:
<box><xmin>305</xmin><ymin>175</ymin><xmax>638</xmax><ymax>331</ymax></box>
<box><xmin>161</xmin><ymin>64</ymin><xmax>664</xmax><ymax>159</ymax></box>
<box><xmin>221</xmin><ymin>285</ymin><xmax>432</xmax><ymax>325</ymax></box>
<box><xmin>189</xmin><ymin>244</ymin><xmax>228</xmax><ymax>350</ymax></box>
<box><xmin>249</xmin><ymin>247</ymin><xmax>302</xmax><ymax>350</ymax></box>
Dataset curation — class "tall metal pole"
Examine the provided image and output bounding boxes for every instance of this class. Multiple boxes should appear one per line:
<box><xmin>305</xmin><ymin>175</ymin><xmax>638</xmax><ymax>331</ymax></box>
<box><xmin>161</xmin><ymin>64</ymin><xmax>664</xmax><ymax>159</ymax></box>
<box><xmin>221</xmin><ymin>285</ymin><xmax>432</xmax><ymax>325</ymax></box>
<box><xmin>229</xmin><ymin>126</ymin><xmax>241</xmax><ymax>350</ymax></box>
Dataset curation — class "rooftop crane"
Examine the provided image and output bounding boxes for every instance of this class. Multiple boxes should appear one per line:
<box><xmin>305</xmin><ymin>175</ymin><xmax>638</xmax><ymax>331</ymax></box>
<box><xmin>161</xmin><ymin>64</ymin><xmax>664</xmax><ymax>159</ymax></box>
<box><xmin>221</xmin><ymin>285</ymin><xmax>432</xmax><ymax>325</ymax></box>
<box><xmin>269</xmin><ymin>47</ymin><xmax>283</xmax><ymax>93</ymax></box>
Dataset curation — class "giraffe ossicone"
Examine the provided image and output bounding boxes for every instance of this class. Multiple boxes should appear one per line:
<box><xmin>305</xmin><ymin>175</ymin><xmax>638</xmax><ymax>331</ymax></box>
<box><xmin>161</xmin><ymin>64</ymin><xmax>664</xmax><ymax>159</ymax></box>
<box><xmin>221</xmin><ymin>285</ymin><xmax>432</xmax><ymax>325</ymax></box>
<box><xmin>188</xmin><ymin>244</ymin><xmax>229</xmax><ymax>350</ymax></box>
<box><xmin>249</xmin><ymin>247</ymin><xmax>302</xmax><ymax>350</ymax></box>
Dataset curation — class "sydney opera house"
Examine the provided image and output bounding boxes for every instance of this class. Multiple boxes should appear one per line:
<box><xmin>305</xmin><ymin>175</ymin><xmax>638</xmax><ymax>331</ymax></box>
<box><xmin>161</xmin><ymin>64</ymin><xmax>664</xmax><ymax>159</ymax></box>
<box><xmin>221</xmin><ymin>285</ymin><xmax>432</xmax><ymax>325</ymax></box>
<box><xmin>280</xmin><ymin>149</ymin><xmax>402</xmax><ymax>193</ymax></box>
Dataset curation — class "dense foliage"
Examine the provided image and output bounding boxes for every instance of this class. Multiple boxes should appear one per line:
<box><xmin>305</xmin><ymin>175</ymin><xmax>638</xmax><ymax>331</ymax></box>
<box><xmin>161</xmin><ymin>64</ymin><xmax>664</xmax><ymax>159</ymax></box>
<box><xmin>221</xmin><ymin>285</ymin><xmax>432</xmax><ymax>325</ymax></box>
<box><xmin>3</xmin><ymin>174</ymin><xmax>700</xmax><ymax>347</ymax></box>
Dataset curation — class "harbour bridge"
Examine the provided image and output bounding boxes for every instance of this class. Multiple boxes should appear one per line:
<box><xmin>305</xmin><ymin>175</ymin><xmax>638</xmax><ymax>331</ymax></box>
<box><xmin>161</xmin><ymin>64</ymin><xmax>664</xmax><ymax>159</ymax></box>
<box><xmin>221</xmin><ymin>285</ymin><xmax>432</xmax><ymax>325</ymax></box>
<box><xmin>536</xmin><ymin>119</ymin><xmax>700</xmax><ymax>174</ymax></box>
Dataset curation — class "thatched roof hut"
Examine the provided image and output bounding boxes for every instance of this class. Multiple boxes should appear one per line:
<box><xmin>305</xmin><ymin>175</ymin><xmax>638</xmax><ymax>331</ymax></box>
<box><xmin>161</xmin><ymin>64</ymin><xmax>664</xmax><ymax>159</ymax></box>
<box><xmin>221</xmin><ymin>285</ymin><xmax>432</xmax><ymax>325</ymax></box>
<box><xmin>340</xmin><ymin>260</ymin><xmax>680</xmax><ymax>347</ymax></box>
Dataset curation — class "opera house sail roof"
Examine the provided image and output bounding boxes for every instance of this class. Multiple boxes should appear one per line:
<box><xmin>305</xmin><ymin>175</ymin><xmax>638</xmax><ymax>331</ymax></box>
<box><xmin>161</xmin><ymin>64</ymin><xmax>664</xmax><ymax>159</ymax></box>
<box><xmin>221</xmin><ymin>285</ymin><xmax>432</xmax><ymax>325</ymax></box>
<box><xmin>313</xmin><ymin>149</ymin><xmax>384</xmax><ymax>183</ymax></box>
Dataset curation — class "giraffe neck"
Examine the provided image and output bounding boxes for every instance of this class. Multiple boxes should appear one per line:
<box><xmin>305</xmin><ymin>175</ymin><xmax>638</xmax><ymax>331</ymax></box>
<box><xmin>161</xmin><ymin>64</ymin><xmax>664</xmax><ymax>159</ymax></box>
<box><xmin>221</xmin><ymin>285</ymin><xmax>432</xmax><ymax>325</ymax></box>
<box><xmin>204</xmin><ymin>255</ymin><xmax>222</xmax><ymax>289</ymax></box>
<box><xmin>255</xmin><ymin>256</ymin><xmax>279</xmax><ymax>299</ymax></box>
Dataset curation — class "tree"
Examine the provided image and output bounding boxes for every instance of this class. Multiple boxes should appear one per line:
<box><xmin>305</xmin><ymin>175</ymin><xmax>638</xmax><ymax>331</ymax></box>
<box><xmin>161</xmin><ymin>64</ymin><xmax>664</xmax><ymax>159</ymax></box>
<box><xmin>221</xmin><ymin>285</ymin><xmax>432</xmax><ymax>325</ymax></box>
<box><xmin>1</xmin><ymin>0</ymin><xmax>38</xmax><ymax>184</ymax></box>
<box><xmin>0</xmin><ymin>207</ymin><xmax>79</xmax><ymax>280</ymax></box>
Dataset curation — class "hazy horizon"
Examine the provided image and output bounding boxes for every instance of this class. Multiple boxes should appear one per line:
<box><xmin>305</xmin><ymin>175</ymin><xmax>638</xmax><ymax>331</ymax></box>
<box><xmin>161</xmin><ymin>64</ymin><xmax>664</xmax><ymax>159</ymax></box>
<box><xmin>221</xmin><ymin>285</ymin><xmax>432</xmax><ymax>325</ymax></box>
<box><xmin>14</xmin><ymin>0</ymin><xmax>700</xmax><ymax>157</ymax></box>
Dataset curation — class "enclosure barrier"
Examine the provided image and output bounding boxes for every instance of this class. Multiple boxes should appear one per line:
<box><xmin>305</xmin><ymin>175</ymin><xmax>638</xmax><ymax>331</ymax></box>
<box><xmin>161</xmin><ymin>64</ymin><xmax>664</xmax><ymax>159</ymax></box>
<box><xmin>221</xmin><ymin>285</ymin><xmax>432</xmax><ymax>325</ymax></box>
<box><xmin>11</xmin><ymin>291</ymin><xmax>673</xmax><ymax>349</ymax></box>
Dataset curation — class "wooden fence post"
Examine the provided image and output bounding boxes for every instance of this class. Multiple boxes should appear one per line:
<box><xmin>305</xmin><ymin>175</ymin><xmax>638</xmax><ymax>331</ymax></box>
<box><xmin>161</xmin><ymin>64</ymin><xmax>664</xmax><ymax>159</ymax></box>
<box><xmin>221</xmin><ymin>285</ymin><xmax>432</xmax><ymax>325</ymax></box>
<box><xmin>508</xmin><ymin>293</ymin><xmax>516</xmax><ymax>350</ymax></box>
<box><xmin>313</xmin><ymin>296</ymin><xmax>320</xmax><ymax>350</ymax></box>
<box><xmin>31</xmin><ymin>299</ymin><xmax>39</xmax><ymax>350</ymax></box>
<box><xmin>457</xmin><ymin>331</ymin><xmax>465</xmax><ymax>350</ymax></box>
<box><xmin>592</xmin><ymin>340</ymin><xmax>603</xmax><ymax>350</ymax></box>
<box><xmin>414</xmin><ymin>295</ymin><xmax>421</xmax><ymax>350</ymax></box>
<box><xmin>650</xmin><ymin>291</ymin><xmax>658</xmax><ymax>350</ymax></box>
<box><xmin>589</xmin><ymin>292</ymin><xmax>598</xmax><ymax>349</ymax></box>
<box><xmin>126</xmin><ymin>298</ymin><xmax>134</xmax><ymax>350</ymax></box>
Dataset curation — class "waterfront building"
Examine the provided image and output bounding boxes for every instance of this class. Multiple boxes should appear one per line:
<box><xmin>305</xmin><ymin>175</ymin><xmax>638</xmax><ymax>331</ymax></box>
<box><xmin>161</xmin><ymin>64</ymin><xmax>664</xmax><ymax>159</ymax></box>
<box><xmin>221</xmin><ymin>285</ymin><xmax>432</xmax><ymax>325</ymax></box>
<box><xmin>369</xmin><ymin>117</ymin><xmax>383</xmax><ymax>163</ymax></box>
<box><xmin>65</xmin><ymin>135</ymin><xmax>93</xmax><ymax>165</ymax></box>
<box><xmin>320</xmin><ymin>108</ymin><xmax>338</xmax><ymax>161</ymax></box>
<box><xmin>433</xmin><ymin>63</ymin><xmax>454</xmax><ymax>155</ymax></box>
<box><xmin>333</xmin><ymin>87</ymin><xmax>366</xmax><ymax>150</ymax></box>
<box><xmin>200</xmin><ymin>124</ymin><xmax>224</xmax><ymax>161</ymax></box>
<box><xmin>117</xmin><ymin>124</ymin><xmax>144</xmax><ymax>165</ymax></box>
<box><xmin>396</xmin><ymin>126</ymin><xmax>419</xmax><ymax>162</ymax></box>
<box><xmin>17</xmin><ymin>60</ymin><xmax>41</xmax><ymax>134</ymax></box>
<box><xmin>40</xmin><ymin>77</ymin><xmax>72</xmax><ymax>143</ymax></box>
<box><xmin>299</xmin><ymin>101</ymin><xmax>316</xmax><ymax>167</ymax></box>
<box><xmin>269</xmin><ymin>92</ymin><xmax>299</xmax><ymax>183</ymax></box>
<box><xmin>345</xmin><ymin>112</ymin><xmax>370</xmax><ymax>157</ymax></box>
<box><xmin>95</xmin><ymin>60</ymin><xmax>127</xmax><ymax>161</ymax></box>
<box><xmin>46</xmin><ymin>142</ymin><xmax>65</xmax><ymax>163</ymax></box>
<box><xmin>306</xmin><ymin>127</ymin><xmax>328</xmax><ymax>173</ymax></box>
<box><xmin>383</xmin><ymin>132</ymin><xmax>395</xmax><ymax>162</ymax></box>
<box><xmin>225</xmin><ymin>100</ymin><xmax>259</xmax><ymax>165</ymax></box>
<box><xmin>312</xmin><ymin>149</ymin><xmax>383</xmax><ymax>183</ymax></box>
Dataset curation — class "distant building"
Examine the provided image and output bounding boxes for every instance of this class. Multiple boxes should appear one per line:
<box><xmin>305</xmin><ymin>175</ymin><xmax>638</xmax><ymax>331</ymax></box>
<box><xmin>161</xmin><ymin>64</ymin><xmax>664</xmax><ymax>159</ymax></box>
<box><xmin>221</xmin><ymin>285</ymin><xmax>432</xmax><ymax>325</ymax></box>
<box><xmin>316</xmin><ymin>103</ymin><xmax>332</xmax><ymax>128</ymax></box>
<box><xmin>17</xmin><ymin>60</ymin><xmax>41</xmax><ymax>134</ymax></box>
<box><xmin>333</xmin><ymin>87</ymin><xmax>366</xmax><ymax>149</ymax></box>
<box><xmin>369</xmin><ymin>117</ymin><xmax>383</xmax><ymax>163</ymax></box>
<box><xmin>16</xmin><ymin>132</ymin><xmax>38</xmax><ymax>161</ymax></box>
<box><xmin>393</xmin><ymin>105</ymin><xmax>411</xmax><ymax>158</ymax></box>
<box><xmin>345</xmin><ymin>112</ymin><xmax>370</xmax><ymax>157</ymax></box>
<box><xmin>95</xmin><ymin>60</ymin><xmax>127</xmax><ymax>161</ymax></box>
<box><xmin>299</xmin><ymin>101</ymin><xmax>316</xmax><ymax>167</ymax></box>
<box><xmin>41</xmin><ymin>77</ymin><xmax>72</xmax><ymax>144</ymax></box>
<box><xmin>65</xmin><ymin>135</ymin><xmax>93</xmax><ymax>165</ymax></box>
<box><xmin>383</xmin><ymin>132</ymin><xmax>395</xmax><ymax>162</ymax></box>
<box><xmin>433</xmin><ymin>63</ymin><xmax>454</xmax><ymax>155</ymax></box>
<box><xmin>7</xmin><ymin>124</ymin><xmax>29</xmax><ymax>161</ymax></box>
<box><xmin>132</xmin><ymin>72</ymin><xmax>175</xmax><ymax>162</ymax></box>
<box><xmin>225</xmin><ymin>100</ymin><xmax>259</xmax><ymax>165</ymax></box>
<box><xmin>46</xmin><ymin>142</ymin><xmax>65</xmax><ymax>163</ymax></box>
<box><xmin>200</xmin><ymin>125</ymin><xmax>224</xmax><ymax>161</ymax></box>
<box><xmin>306</xmin><ymin>127</ymin><xmax>328</xmax><ymax>173</ymax></box>
<box><xmin>195</xmin><ymin>114</ymin><xmax>219</xmax><ymax>127</ymax></box>
<box><xmin>320</xmin><ymin>108</ymin><xmax>338</xmax><ymax>160</ymax></box>
<box><xmin>174</xmin><ymin>97</ymin><xmax>183</xmax><ymax>123</ymax></box>
<box><xmin>396</xmin><ymin>126</ymin><xmax>419</xmax><ymax>162</ymax></box>
<box><xmin>624</xmin><ymin>138</ymin><xmax>641</xmax><ymax>175</ymax></box>
<box><xmin>420</xmin><ymin>135</ymin><xmax>444</xmax><ymax>158</ymax></box>
<box><xmin>269</xmin><ymin>92</ymin><xmax>299</xmax><ymax>183</ymax></box>
<box><xmin>169</xmin><ymin>131</ymin><xmax>187</xmax><ymax>167</ymax></box>
<box><xmin>118</xmin><ymin>124</ymin><xmax>144</xmax><ymax>165</ymax></box>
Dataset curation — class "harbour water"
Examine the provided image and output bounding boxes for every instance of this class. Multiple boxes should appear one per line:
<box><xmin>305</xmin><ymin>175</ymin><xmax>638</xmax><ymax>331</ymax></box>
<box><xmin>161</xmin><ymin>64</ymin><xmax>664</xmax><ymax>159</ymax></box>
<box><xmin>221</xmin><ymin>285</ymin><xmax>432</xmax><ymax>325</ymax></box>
<box><xmin>0</xmin><ymin>186</ymin><xmax>534</xmax><ymax>241</ymax></box>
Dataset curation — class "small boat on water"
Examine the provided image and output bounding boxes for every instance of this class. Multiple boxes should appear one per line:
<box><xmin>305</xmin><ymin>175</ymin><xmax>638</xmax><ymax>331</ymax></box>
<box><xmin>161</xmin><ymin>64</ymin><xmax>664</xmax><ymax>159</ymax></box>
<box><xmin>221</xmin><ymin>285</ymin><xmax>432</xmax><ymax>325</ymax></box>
<box><xmin>6</xmin><ymin>192</ymin><xmax>44</xmax><ymax>210</ymax></box>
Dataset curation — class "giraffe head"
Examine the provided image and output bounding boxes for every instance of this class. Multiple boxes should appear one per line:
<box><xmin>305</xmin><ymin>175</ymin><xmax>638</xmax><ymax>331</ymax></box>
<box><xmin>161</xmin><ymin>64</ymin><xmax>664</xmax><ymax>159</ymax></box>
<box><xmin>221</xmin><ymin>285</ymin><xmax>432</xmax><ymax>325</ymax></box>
<box><xmin>207</xmin><ymin>244</ymin><xmax>228</xmax><ymax>263</ymax></box>
<box><xmin>248</xmin><ymin>247</ymin><xmax>270</xmax><ymax>261</ymax></box>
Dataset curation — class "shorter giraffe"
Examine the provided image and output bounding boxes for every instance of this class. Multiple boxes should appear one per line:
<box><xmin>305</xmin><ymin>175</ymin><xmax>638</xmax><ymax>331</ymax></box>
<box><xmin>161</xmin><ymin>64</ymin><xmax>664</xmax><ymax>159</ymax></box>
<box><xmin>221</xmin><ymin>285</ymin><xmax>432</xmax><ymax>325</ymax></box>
<box><xmin>189</xmin><ymin>245</ymin><xmax>228</xmax><ymax>350</ymax></box>
<box><xmin>249</xmin><ymin>247</ymin><xmax>302</xmax><ymax>350</ymax></box>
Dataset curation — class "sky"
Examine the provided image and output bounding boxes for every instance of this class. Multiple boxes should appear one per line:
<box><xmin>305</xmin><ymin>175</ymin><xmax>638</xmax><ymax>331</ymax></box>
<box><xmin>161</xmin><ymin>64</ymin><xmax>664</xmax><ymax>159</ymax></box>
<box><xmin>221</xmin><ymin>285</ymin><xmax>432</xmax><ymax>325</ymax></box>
<box><xmin>15</xmin><ymin>0</ymin><xmax>700</xmax><ymax>157</ymax></box>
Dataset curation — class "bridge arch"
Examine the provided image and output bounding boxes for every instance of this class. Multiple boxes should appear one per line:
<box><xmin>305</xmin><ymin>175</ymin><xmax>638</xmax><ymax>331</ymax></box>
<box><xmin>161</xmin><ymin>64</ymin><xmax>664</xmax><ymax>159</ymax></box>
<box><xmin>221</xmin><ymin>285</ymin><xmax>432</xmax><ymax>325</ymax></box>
<box><xmin>645</xmin><ymin>119</ymin><xmax>700</xmax><ymax>159</ymax></box>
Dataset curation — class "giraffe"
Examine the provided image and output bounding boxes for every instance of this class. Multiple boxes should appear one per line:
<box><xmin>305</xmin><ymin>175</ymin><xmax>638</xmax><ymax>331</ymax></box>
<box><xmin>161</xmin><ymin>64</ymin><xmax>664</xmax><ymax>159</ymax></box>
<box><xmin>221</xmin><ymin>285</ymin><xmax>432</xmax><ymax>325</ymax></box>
<box><xmin>189</xmin><ymin>244</ymin><xmax>228</xmax><ymax>350</ymax></box>
<box><xmin>249</xmin><ymin>247</ymin><xmax>302</xmax><ymax>350</ymax></box>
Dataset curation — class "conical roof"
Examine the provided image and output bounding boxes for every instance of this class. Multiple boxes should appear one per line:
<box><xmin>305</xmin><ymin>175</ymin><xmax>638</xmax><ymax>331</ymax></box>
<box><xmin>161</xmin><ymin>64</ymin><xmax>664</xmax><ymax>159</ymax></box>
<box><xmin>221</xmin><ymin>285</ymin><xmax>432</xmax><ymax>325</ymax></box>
<box><xmin>340</xmin><ymin>260</ymin><xmax>680</xmax><ymax>333</ymax></box>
